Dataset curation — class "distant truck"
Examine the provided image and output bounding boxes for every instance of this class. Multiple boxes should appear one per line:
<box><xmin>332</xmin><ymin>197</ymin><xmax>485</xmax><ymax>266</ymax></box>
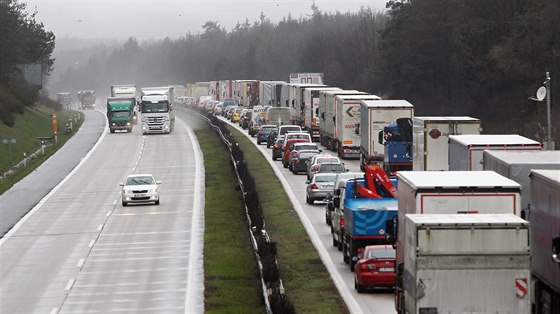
<box><xmin>259</xmin><ymin>81</ymin><xmax>285</xmax><ymax>106</ymax></box>
<box><xmin>289</xmin><ymin>72</ymin><xmax>324</xmax><ymax>84</ymax></box>
<box><xmin>359</xmin><ymin>100</ymin><xmax>414</xmax><ymax>169</ymax></box>
<box><xmin>140</xmin><ymin>87</ymin><xmax>175</xmax><ymax>134</ymax></box>
<box><xmin>106</xmin><ymin>97</ymin><xmax>135</xmax><ymax>133</ymax></box>
<box><xmin>265</xmin><ymin>107</ymin><xmax>291</xmax><ymax>126</ymax></box>
<box><xmin>57</xmin><ymin>92</ymin><xmax>72</xmax><ymax>108</ymax></box>
<box><xmin>319</xmin><ymin>90</ymin><xmax>366</xmax><ymax>150</ymax></box>
<box><xmin>483</xmin><ymin>150</ymin><xmax>560</xmax><ymax>214</ymax></box>
<box><xmin>288</xmin><ymin>83</ymin><xmax>325</xmax><ymax>131</ymax></box>
<box><xmin>448</xmin><ymin>134</ymin><xmax>542</xmax><ymax>171</ymax></box>
<box><xmin>303</xmin><ymin>87</ymin><xmax>341</xmax><ymax>141</ymax></box>
<box><xmin>396</xmin><ymin>214</ymin><xmax>531</xmax><ymax>314</ymax></box>
<box><xmin>335</xmin><ymin>94</ymin><xmax>381</xmax><ymax>159</ymax></box>
<box><xmin>412</xmin><ymin>116</ymin><xmax>481</xmax><ymax>171</ymax></box>
<box><xmin>77</xmin><ymin>90</ymin><xmax>96</xmax><ymax>110</ymax></box>
<box><xmin>529</xmin><ymin>170</ymin><xmax>560</xmax><ymax>314</ymax></box>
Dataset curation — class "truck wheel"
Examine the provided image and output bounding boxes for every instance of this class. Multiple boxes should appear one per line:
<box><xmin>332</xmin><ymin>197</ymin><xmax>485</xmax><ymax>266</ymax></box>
<box><xmin>337</xmin><ymin>236</ymin><xmax>343</xmax><ymax>251</ymax></box>
<box><xmin>110</xmin><ymin>129</ymin><xmax>115</xmax><ymax>134</ymax></box>
<box><xmin>155</xmin><ymin>200</ymin><xmax>160</xmax><ymax>205</ymax></box>
<box><xmin>343</xmin><ymin>245</ymin><xmax>349</xmax><ymax>263</ymax></box>
<box><xmin>127</xmin><ymin>128</ymin><xmax>131</xmax><ymax>133</ymax></box>
<box><xmin>272</xmin><ymin>156</ymin><xmax>276</xmax><ymax>161</ymax></box>
<box><xmin>350</xmin><ymin>260</ymin><xmax>355</xmax><ymax>271</ymax></box>
<box><xmin>122</xmin><ymin>201</ymin><xmax>127</xmax><ymax>206</ymax></box>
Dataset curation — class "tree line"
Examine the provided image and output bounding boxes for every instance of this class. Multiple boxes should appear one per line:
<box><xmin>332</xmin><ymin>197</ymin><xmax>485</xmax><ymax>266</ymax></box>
<box><xmin>38</xmin><ymin>1</ymin><xmax>560</xmax><ymax>142</ymax></box>
<box><xmin>0</xmin><ymin>0</ymin><xmax>56</xmax><ymax>127</ymax></box>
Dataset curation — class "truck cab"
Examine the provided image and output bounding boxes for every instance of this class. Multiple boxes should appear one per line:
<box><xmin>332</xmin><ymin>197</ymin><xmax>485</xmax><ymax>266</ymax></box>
<box><xmin>140</xmin><ymin>92</ymin><xmax>175</xmax><ymax>134</ymax></box>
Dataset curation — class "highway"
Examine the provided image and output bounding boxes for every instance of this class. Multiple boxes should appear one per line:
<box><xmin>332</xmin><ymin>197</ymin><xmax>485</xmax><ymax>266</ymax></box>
<box><xmin>0</xmin><ymin>110</ymin><xmax>204</xmax><ymax>313</ymax></box>
<box><xmin>218</xmin><ymin>114</ymin><xmax>396</xmax><ymax>314</ymax></box>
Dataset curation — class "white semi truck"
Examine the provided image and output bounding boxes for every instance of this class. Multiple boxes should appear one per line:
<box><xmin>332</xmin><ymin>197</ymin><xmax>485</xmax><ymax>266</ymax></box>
<box><xmin>397</xmin><ymin>214</ymin><xmax>531</xmax><ymax>314</ymax></box>
<box><xmin>303</xmin><ymin>87</ymin><xmax>340</xmax><ymax>141</ymax></box>
<box><xmin>530</xmin><ymin>170</ymin><xmax>560</xmax><ymax>314</ymax></box>
<box><xmin>334</xmin><ymin>94</ymin><xmax>381</xmax><ymax>159</ymax></box>
<box><xmin>359</xmin><ymin>100</ymin><xmax>414</xmax><ymax>169</ymax></box>
<box><xmin>448</xmin><ymin>134</ymin><xmax>542</xmax><ymax>171</ymax></box>
<box><xmin>140</xmin><ymin>86</ymin><xmax>175</xmax><ymax>134</ymax></box>
<box><xmin>412</xmin><ymin>116</ymin><xmax>481</xmax><ymax>171</ymax></box>
<box><xmin>318</xmin><ymin>90</ymin><xmax>365</xmax><ymax>150</ymax></box>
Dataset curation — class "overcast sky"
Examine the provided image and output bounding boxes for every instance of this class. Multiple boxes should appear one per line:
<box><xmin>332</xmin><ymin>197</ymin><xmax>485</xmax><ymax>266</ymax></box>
<box><xmin>25</xmin><ymin>0</ymin><xmax>388</xmax><ymax>40</ymax></box>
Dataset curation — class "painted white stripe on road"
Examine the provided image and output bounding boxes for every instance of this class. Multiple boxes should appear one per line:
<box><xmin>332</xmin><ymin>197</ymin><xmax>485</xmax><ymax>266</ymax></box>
<box><xmin>97</xmin><ymin>224</ymin><xmax>103</xmax><ymax>231</ymax></box>
<box><xmin>77</xmin><ymin>258</ymin><xmax>85</xmax><ymax>268</ymax></box>
<box><xmin>50</xmin><ymin>308</ymin><xmax>59</xmax><ymax>314</ymax></box>
<box><xmin>88</xmin><ymin>240</ymin><xmax>95</xmax><ymax>248</ymax></box>
<box><xmin>65</xmin><ymin>279</ymin><xmax>75</xmax><ymax>291</ymax></box>
<box><xmin>106</xmin><ymin>210</ymin><xmax>112</xmax><ymax>217</ymax></box>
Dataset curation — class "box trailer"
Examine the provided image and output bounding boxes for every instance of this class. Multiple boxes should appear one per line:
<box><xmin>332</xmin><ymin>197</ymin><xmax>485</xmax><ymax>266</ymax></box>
<box><xmin>359</xmin><ymin>100</ymin><xmax>414</xmax><ymax>169</ymax></box>
<box><xmin>483</xmin><ymin>150</ymin><xmax>560</xmax><ymax>212</ymax></box>
<box><xmin>413</xmin><ymin>116</ymin><xmax>481</xmax><ymax>171</ymax></box>
<box><xmin>449</xmin><ymin>134</ymin><xmax>542</xmax><ymax>171</ymax></box>
<box><xmin>398</xmin><ymin>214</ymin><xmax>531</xmax><ymax>314</ymax></box>
<box><xmin>530</xmin><ymin>170</ymin><xmax>560</xmax><ymax>314</ymax></box>
<box><xmin>303</xmin><ymin>87</ymin><xmax>340</xmax><ymax>141</ymax></box>
<box><xmin>319</xmin><ymin>90</ymin><xmax>366</xmax><ymax>150</ymax></box>
<box><xmin>335</xmin><ymin>94</ymin><xmax>381</xmax><ymax>159</ymax></box>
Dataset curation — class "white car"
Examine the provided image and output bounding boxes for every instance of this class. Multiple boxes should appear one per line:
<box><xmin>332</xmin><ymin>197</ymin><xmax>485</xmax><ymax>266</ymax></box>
<box><xmin>120</xmin><ymin>174</ymin><xmax>161</xmax><ymax>206</ymax></box>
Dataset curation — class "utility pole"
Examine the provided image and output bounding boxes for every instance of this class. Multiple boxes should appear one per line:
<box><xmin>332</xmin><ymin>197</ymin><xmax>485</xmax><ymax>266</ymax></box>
<box><xmin>544</xmin><ymin>72</ymin><xmax>553</xmax><ymax>150</ymax></box>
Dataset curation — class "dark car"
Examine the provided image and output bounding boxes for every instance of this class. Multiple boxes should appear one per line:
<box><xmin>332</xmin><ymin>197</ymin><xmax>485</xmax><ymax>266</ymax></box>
<box><xmin>256</xmin><ymin>125</ymin><xmax>277</xmax><ymax>145</ymax></box>
<box><xmin>287</xmin><ymin>143</ymin><xmax>320</xmax><ymax>171</ymax></box>
<box><xmin>272</xmin><ymin>137</ymin><xmax>285</xmax><ymax>161</ymax></box>
<box><xmin>266</xmin><ymin>130</ymin><xmax>279</xmax><ymax>148</ymax></box>
<box><xmin>316</xmin><ymin>162</ymin><xmax>348</xmax><ymax>175</ymax></box>
<box><xmin>240</xmin><ymin>111</ymin><xmax>252</xmax><ymax>129</ymax></box>
<box><xmin>291</xmin><ymin>151</ymin><xmax>319</xmax><ymax>174</ymax></box>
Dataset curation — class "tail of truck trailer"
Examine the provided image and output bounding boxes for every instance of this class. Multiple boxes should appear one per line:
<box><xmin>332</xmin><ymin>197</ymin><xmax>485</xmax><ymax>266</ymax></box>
<box><xmin>303</xmin><ymin>87</ymin><xmax>341</xmax><ymax>141</ymax></box>
<box><xmin>397</xmin><ymin>214</ymin><xmax>531</xmax><ymax>314</ymax></box>
<box><xmin>319</xmin><ymin>90</ymin><xmax>366</xmax><ymax>151</ymax></box>
<box><xmin>412</xmin><ymin>116</ymin><xmax>481</xmax><ymax>171</ymax></box>
<box><xmin>530</xmin><ymin>170</ymin><xmax>560</xmax><ymax>314</ymax></box>
<box><xmin>448</xmin><ymin>134</ymin><xmax>542</xmax><ymax>171</ymax></box>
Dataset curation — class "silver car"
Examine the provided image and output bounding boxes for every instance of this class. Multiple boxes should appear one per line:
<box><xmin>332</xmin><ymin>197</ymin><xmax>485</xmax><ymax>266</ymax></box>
<box><xmin>305</xmin><ymin>173</ymin><xmax>337</xmax><ymax>204</ymax></box>
<box><xmin>120</xmin><ymin>174</ymin><xmax>161</xmax><ymax>206</ymax></box>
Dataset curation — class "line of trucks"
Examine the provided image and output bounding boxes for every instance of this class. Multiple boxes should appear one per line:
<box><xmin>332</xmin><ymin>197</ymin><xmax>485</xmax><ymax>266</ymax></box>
<box><xmin>184</xmin><ymin>76</ymin><xmax>559</xmax><ymax>313</ymax></box>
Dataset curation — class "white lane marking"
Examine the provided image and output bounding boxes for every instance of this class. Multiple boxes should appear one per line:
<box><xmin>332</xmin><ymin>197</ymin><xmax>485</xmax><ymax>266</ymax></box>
<box><xmin>77</xmin><ymin>258</ymin><xmax>85</xmax><ymax>268</ymax></box>
<box><xmin>65</xmin><ymin>279</ymin><xmax>75</xmax><ymax>291</ymax></box>
<box><xmin>182</xmin><ymin>116</ymin><xmax>205</xmax><ymax>314</ymax></box>
<box><xmin>50</xmin><ymin>308</ymin><xmax>59</xmax><ymax>314</ymax></box>
<box><xmin>83</xmin><ymin>255</ymin><xmax>188</xmax><ymax>262</ymax></box>
<box><xmin>79</xmin><ymin>267</ymin><xmax>188</xmax><ymax>275</ymax></box>
<box><xmin>106</xmin><ymin>210</ymin><xmax>112</xmax><ymax>217</ymax></box>
<box><xmin>88</xmin><ymin>240</ymin><xmax>95</xmax><ymax>248</ymax></box>
<box><xmin>112</xmin><ymin>200</ymin><xmax>117</xmax><ymax>205</ymax></box>
<box><xmin>0</xmin><ymin>113</ymin><xmax>109</xmax><ymax>248</ymax></box>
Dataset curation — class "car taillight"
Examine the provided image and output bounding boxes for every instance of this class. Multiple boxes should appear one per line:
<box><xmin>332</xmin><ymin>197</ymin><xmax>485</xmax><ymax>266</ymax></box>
<box><xmin>291</xmin><ymin>151</ymin><xmax>297</xmax><ymax>156</ymax></box>
<box><xmin>274</xmin><ymin>145</ymin><xmax>280</xmax><ymax>149</ymax></box>
<box><xmin>312</xmin><ymin>165</ymin><xmax>319</xmax><ymax>171</ymax></box>
<box><xmin>259</xmin><ymin>131</ymin><xmax>264</xmax><ymax>135</ymax></box>
<box><xmin>357</xmin><ymin>247</ymin><xmax>364</xmax><ymax>253</ymax></box>
<box><xmin>295</xmin><ymin>158</ymin><xmax>300</xmax><ymax>164</ymax></box>
<box><xmin>310</xmin><ymin>183</ymin><xmax>318</xmax><ymax>189</ymax></box>
<box><xmin>340</xmin><ymin>217</ymin><xmax>344</xmax><ymax>228</ymax></box>
<box><xmin>362</xmin><ymin>262</ymin><xmax>376</xmax><ymax>270</ymax></box>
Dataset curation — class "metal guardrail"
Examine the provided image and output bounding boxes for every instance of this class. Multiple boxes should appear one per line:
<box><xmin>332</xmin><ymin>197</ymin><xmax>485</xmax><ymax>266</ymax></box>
<box><xmin>187</xmin><ymin>109</ymin><xmax>293</xmax><ymax>314</ymax></box>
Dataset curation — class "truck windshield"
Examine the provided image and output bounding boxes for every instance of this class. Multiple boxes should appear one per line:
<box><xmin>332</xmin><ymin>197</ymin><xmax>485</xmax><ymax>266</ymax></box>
<box><xmin>112</xmin><ymin>111</ymin><xmax>131</xmax><ymax>117</ymax></box>
<box><xmin>142</xmin><ymin>102</ymin><xmax>169</xmax><ymax>113</ymax></box>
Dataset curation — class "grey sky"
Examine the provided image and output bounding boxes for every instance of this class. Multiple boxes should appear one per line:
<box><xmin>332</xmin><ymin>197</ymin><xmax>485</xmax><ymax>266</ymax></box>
<box><xmin>25</xmin><ymin>0</ymin><xmax>388</xmax><ymax>39</ymax></box>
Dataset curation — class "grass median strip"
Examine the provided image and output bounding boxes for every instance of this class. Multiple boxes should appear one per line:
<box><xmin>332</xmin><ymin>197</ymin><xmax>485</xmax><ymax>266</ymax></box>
<box><xmin>226</xmin><ymin>125</ymin><xmax>349</xmax><ymax>314</ymax></box>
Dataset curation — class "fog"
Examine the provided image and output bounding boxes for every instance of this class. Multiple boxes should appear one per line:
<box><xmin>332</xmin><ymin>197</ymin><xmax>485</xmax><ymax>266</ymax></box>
<box><xmin>26</xmin><ymin>0</ymin><xmax>388</xmax><ymax>40</ymax></box>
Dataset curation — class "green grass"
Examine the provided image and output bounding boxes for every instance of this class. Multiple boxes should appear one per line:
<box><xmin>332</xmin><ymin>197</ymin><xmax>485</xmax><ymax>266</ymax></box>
<box><xmin>187</xmin><ymin>115</ymin><xmax>264</xmax><ymax>314</ymax></box>
<box><xmin>0</xmin><ymin>106</ymin><xmax>83</xmax><ymax>194</ymax></box>
<box><xmin>226</xmin><ymin>125</ymin><xmax>349</xmax><ymax>314</ymax></box>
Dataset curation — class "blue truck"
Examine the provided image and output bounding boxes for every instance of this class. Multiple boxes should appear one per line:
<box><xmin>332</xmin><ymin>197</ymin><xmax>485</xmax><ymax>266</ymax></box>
<box><xmin>341</xmin><ymin>175</ymin><xmax>398</xmax><ymax>271</ymax></box>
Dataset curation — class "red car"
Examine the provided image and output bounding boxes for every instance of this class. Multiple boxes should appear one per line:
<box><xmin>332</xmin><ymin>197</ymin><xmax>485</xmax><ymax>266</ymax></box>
<box><xmin>354</xmin><ymin>245</ymin><xmax>396</xmax><ymax>293</ymax></box>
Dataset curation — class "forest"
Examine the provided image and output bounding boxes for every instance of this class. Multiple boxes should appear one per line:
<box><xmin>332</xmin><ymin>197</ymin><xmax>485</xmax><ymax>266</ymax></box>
<box><xmin>4</xmin><ymin>0</ymin><xmax>560</xmax><ymax>142</ymax></box>
<box><xmin>0</xmin><ymin>0</ymin><xmax>56</xmax><ymax>126</ymax></box>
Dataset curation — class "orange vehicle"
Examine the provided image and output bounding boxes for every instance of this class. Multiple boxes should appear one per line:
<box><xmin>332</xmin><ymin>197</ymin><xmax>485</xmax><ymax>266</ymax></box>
<box><xmin>281</xmin><ymin>138</ymin><xmax>310</xmax><ymax>168</ymax></box>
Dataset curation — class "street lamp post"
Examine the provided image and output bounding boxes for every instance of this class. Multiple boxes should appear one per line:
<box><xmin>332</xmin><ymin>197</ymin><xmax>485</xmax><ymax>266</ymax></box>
<box><xmin>529</xmin><ymin>72</ymin><xmax>554</xmax><ymax>150</ymax></box>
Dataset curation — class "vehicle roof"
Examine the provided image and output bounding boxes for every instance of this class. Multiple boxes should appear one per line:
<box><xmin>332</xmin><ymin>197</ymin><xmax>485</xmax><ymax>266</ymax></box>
<box><xmin>126</xmin><ymin>173</ymin><xmax>154</xmax><ymax>178</ymax></box>
<box><xmin>449</xmin><ymin>134</ymin><xmax>541</xmax><ymax>146</ymax></box>
<box><xmin>397</xmin><ymin>171</ymin><xmax>521</xmax><ymax>189</ymax></box>
<box><xmin>414</xmin><ymin>116</ymin><xmax>480</xmax><ymax>122</ymax></box>
<box><xmin>361</xmin><ymin>99</ymin><xmax>413</xmax><ymax>108</ymax></box>
<box><xmin>335</xmin><ymin>94</ymin><xmax>381</xmax><ymax>101</ymax></box>
<box><xmin>406</xmin><ymin>213</ymin><xmax>527</xmax><ymax>225</ymax></box>
<box><xmin>364</xmin><ymin>244</ymin><xmax>395</xmax><ymax>251</ymax></box>
<box><xmin>484</xmin><ymin>150</ymin><xmax>560</xmax><ymax>165</ymax></box>
<box><xmin>530</xmin><ymin>169</ymin><xmax>560</xmax><ymax>186</ymax></box>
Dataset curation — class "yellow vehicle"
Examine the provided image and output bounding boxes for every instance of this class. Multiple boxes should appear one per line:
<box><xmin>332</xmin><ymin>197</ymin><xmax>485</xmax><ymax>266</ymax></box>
<box><xmin>232</xmin><ymin>108</ymin><xmax>243</xmax><ymax>122</ymax></box>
